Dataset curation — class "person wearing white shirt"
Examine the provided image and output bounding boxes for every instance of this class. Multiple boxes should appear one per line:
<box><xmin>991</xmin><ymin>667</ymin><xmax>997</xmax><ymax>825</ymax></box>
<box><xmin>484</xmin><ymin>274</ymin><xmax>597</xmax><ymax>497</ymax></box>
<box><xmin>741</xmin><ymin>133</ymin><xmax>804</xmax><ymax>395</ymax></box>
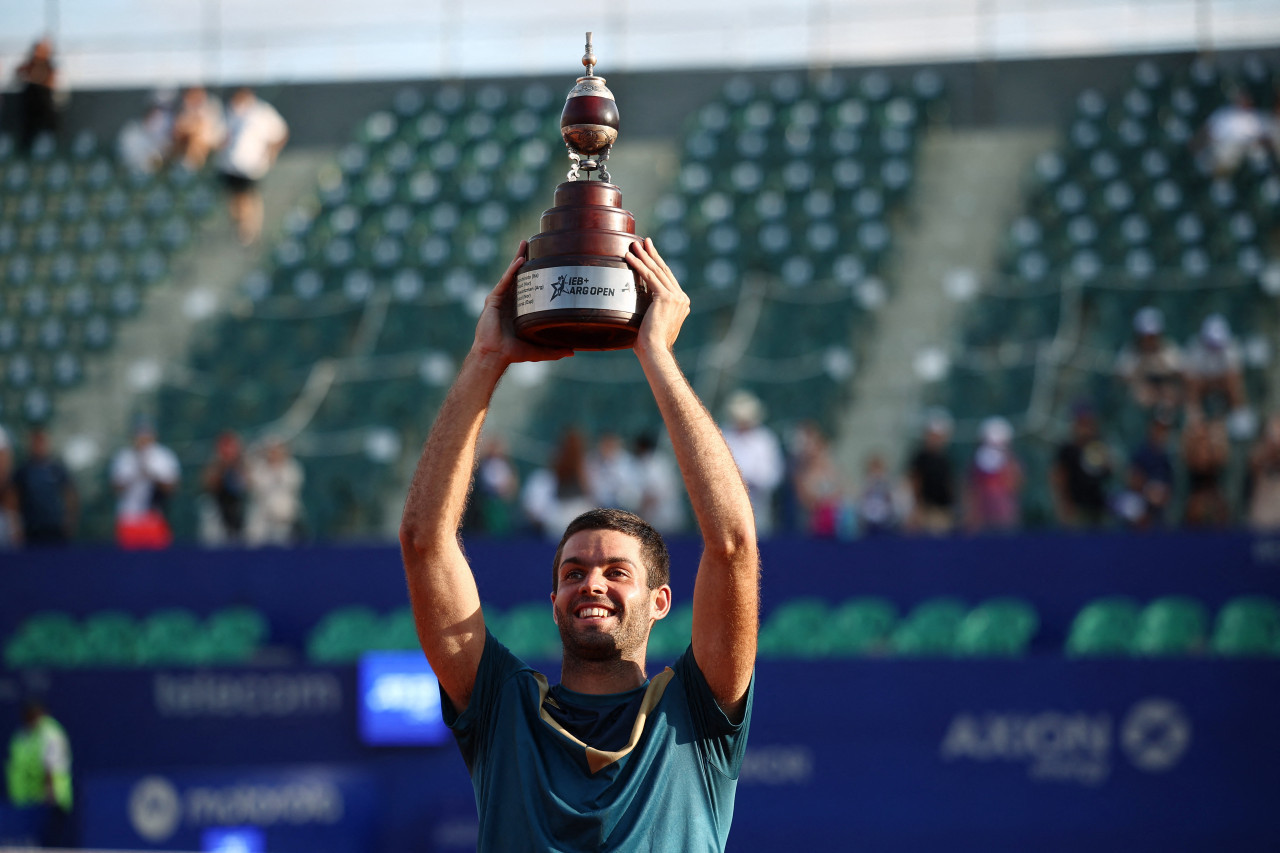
<box><xmin>216</xmin><ymin>87</ymin><xmax>288</xmax><ymax>245</ymax></box>
<box><xmin>721</xmin><ymin>390</ymin><xmax>783</xmax><ymax>535</ymax></box>
<box><xmin>111</xmin><ymin>421</ymin><xmax>180</xmax><ymax>547</ymax></box>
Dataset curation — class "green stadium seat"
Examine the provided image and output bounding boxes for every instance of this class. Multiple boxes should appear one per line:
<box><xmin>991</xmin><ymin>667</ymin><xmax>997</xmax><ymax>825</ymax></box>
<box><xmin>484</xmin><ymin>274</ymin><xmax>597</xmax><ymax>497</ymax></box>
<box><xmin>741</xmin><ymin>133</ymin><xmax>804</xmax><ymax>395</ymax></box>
<box><xmin>1132</xmin><ymin>596</ymin><xmax>1207</xmax><ymax>657</ymax></box>
<box><xmin>136</xmin><ymin>608</ymin><xmax>203</xmax><ymax>665</ymax></box>
<box><xmin>501</xmin><ymin>601</ymin><xmax>560</xmax><ymax>661</ymax></box>
<box><xmin>80</xmin><ymin>610</ymin><xmax>140</xmax><ymax>666</ymax></box>
<box><xmin>827</xmin><ymin>596</ymin><xmax>897</xmax><ymax>655</ymax></box>
<box><xmin>1211</xmin><ymin>596</ymin><xmax>1279</xmax><ymax>657</ymax></box>
<box><xmin>955</xmin><ymin>597</ymin><xmax>1040</xmax><ymax>657</ymax></box>
<box><xmin>758</xmin><ymin>597</ymin><xmax>831</xmax><ymax>658</ymax></box>
<box><xmin>891</xmin><ymin>597</ymin><xmax>966</xmax><ymax>656</ymax></box>
<box><xmin>308</xmin><ymin>605</ymin><xmax>382</xmax><ymax>663</ymax></box>
<box><xmin>377</xmin><ymin>606</ymin><xmax>422</xmax><ymax>652</ymax></box>
<box><xmin>1066</xmin><ymin>596</ymin><xmax>1140</xmax><ymax>657</ymax></box>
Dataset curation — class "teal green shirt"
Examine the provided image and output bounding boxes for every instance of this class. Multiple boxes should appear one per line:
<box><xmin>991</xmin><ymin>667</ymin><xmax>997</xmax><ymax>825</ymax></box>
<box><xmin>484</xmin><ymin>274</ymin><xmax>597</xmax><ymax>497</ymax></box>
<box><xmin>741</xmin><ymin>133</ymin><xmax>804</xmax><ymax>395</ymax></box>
<box><xmin>443</xmin><ymin>631</ymin><xmax>753</xmax><ymax>852</ymax></box>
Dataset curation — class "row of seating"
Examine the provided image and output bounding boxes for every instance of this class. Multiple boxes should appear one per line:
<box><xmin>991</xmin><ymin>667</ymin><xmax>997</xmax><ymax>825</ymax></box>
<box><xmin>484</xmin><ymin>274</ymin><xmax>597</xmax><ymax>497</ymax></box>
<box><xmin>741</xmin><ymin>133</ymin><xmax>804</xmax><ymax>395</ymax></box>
<box><xmin>4</xmin><ymin>606</ymin><xmax>269</xmax><ymax>668</ymax></box>
<box><xmin>8</xmin><ymin>594</ymin><xmax>1273</xmax><ymax>670</ymax></box>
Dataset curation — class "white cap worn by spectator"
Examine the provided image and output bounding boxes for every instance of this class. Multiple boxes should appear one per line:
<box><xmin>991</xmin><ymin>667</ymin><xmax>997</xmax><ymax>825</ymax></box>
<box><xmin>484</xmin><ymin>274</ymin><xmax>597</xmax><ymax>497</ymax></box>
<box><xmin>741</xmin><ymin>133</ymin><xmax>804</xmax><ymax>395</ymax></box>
<box><xmin>1134</xmin><ymin>306</ymin><xmax>1164</xmax><ymax>336</ymax></box>
<box><xmin>1200</xmin><ymin>313</ymin><xmax>1231</xmax><ymax>349</ymax></box>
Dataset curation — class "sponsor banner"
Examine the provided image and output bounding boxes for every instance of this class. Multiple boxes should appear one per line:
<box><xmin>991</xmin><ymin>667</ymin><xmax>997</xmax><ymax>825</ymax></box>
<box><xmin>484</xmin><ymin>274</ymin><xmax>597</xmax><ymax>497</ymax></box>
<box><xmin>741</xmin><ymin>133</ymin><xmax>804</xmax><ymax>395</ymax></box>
<box><xmin>516</xmin><ymin>265</ymin><xmax>637</xmax><ymax>314</ymax></box>
<box><xmin>734</xmin><ymin>659</ymin><xmax>1280</xmax><ymax>851</ymax></box>
<box><xmin>80</xmin><ymin>766</ymin><xmax>378</xmax><ymax>852</ymax></box>
<box><xmin>357</xmin><ymin>651</ymin><xmax>450</xmax><ymax>746</ymax></box>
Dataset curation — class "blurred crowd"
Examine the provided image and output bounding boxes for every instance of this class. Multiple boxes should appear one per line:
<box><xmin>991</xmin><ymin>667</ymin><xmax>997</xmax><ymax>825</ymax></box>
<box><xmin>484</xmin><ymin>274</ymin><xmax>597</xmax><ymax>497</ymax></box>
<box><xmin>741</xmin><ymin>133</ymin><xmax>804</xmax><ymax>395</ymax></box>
<box><xmin>2</xmin><ymin>314</ymin><xmax>1278</xmax><ymax>550</ymax></box>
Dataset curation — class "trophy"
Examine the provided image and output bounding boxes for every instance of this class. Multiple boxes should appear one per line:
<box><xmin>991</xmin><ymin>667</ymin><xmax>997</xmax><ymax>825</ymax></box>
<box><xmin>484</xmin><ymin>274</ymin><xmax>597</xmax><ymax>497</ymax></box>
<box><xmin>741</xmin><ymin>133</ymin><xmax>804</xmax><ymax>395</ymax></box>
<box><xmin>514</xmin><ymin>33</ymin><xmax>649</xmax><ymax>351</ymax></box>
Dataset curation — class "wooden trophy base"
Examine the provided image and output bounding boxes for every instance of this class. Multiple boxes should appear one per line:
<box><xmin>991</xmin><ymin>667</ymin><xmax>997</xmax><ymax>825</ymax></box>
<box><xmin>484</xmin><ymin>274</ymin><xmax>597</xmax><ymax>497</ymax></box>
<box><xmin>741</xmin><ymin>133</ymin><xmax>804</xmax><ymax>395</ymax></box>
<box><xmin>515</xmin><ymin>181</ymin><xmax>648</xmax><ymax>352</ymax></box>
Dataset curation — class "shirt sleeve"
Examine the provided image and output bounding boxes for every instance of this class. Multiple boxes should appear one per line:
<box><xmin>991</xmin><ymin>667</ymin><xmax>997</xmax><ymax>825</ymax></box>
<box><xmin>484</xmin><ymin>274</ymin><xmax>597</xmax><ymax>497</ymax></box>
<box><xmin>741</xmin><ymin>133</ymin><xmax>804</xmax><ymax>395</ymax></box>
<box><xmin>673</xmin><ymin>646</ymin><xmax>754</xmax><ymax>779</ymax></box>
<box><xmin>440</xmin><ymin>630</ymin><xmax>529</xmax><ymax>773</ymax></box>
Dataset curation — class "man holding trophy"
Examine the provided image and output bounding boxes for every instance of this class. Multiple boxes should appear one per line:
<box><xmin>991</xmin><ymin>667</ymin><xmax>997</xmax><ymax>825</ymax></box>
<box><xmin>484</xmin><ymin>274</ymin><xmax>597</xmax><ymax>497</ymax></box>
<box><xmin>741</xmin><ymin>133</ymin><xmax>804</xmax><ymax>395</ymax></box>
<box><xmin>398</xmin><ymin>36</ymin><xmax>759</xmax><ymax>852</ymax></box>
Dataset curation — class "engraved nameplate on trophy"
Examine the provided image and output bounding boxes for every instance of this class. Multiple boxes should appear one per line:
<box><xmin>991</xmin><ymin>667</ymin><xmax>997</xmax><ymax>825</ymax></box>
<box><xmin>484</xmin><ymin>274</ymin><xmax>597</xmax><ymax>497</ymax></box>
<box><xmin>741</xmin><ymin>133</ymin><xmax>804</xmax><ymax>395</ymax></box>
<box><xmin>514</xmin><ymin>33</ymin><xmax>649</xmax><ymax>351</ymax></box>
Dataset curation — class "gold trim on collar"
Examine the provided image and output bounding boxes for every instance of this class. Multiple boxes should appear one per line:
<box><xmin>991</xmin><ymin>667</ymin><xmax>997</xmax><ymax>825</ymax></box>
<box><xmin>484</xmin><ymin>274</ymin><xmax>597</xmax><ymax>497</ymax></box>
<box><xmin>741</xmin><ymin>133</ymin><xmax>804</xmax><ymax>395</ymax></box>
<box><xmin>535</xmin><ymin>669</ymin><xmax>675</xmax><ymax>774</ymax></box>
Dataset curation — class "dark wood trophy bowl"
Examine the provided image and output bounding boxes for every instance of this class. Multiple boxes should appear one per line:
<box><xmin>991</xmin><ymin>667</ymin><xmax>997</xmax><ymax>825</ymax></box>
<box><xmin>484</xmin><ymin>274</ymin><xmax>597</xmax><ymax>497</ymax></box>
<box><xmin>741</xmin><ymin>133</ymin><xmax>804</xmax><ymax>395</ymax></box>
<box><xmin>514</xmin><ymin>33</ymin><xmax>648</xmax><ymax>351</ymax></box>
<box><xmin>515</xmin><ymin>181</ymin><xmax>649</xmax><ymax>350</ymax></box>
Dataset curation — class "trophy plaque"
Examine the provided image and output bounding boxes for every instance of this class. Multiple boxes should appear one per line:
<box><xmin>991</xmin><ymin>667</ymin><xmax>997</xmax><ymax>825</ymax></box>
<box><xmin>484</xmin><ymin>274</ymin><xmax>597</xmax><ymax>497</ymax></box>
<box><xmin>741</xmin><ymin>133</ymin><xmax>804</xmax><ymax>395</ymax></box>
<box><xmin>514</xmin><ymin>33</ymin><xmax>649</xmax><ymax>351</ymax></box>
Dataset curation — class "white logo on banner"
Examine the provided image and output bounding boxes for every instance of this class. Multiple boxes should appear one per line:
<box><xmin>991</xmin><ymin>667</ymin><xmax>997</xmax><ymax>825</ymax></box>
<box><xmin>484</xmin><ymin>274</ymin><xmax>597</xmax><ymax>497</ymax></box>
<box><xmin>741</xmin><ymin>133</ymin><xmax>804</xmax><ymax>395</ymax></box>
<box><xmin>129</xmin><ymin>775</ymin><xmax>182</xmax><ymax>842</ymax></box>
<box><xmin>126</xmin><ymin>774</ymin><xmax>346</xmax><ymax>842</ymax></box>
<box><xmin>1121</xmin><ymin>697</ymin><xmax>1191</xmax><ymax>772</ymax></box>
<box><xmin>939</xmin><ymin>696</ymin><xmax>1194</xmax><ymax>786</ymax></box>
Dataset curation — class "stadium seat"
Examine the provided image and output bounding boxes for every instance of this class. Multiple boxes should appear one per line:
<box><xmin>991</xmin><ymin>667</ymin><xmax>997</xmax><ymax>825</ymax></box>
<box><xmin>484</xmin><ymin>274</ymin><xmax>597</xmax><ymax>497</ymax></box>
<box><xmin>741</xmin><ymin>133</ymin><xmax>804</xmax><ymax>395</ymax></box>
<box><xmin>501</xmin><ymin>601</ymin><xmax>561</xmax><ymax>661</ymax></box>
<box><xmin>827</xmin><ymin>596</ymin><xmax>897</xmax><ymax>655</ymax></box>
<box><xmin>757</xmin><ymin>597</ymin><xmax>831</xmax><ymax>658</ymax></box>
<box><xmin>955</xmin><ymin>597</ymin><xmax>1040</xmax><ymax>657</ymax></box>
<box><xmin>1211</xmin><ymin>596</ymin><xmax>1280</xmax><ymax>657</ymax></box>
<box><xmin>891</xmin><ymin>597</ymin><xmax>967</xmax><ymax>656</ymax></box>
<box><xmin>308</xmin><ymin>605</ymin><xmax>383</xmax><ymax>663</ymax></box>
<box><xmin>80</xmin><ymin>610</ymin><xmax>140</xmax><ymax>666</ymax></box>
<box><xmin>1066</xmin><ymin>596</ymin><xmax>1141</xmax><ymax>657</ymax></box>
<box><xmin>1131</xmin><ymin>596</ymin><xmax>1208</xmax><ymax>657</ymax></box>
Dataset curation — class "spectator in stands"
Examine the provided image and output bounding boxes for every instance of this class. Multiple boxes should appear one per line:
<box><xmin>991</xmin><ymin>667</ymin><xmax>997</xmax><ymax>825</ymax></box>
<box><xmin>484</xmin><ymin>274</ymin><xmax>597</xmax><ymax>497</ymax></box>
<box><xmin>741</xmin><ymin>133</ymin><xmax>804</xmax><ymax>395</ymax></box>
<box><xmin>1111</xmin><ymin>467</ymin><xmax>1161</xmax><ymax>531</ymax></box>
<box><xmin>1247</xmin><ymin>414</ymin><xmax>1280</xmax><ymax>531</ymax></box>
<box><xmin>12</xmin><ymin>428</ymin><xmax>77</xmax><ymax>546</ymax></box>
<box><xmin>722</xmin><ymin>390</ymin><xmax>784</xmax><ymax>536</ymax></box>
<box><xmin>1184</xmin><ymin>313</ymin><xmax>1248</xmax><ymax>430</ymax></box>
<box><xmin>117</xmin><ymin>99</ymin><xmax>173</xmax><ymax>175</ymax></box>
<box><xmin>1197</xmin><ymin>89</ymin><xmax>1267</xmax><ymax>177</ymax></box>
<box><xmin>1114</xmin><ymin>306</ymin><xmax>1183</xmax><ymax>417</ymax></box>
<box><xmin>1051</xmin><ymin>404</ymin><xmax>1113</xmax><ymax>529</ymax></box>
<box><xmin>586</xmin><ymin>432</ymin><xmax>640</xmax><ymax>510</ymax></box>
<box><xmin>632</xmin><ymin>431</ymin><xmax>686</xmax><ymax>535</ymax></box>
<box><xmin>216</xmin><ymin>87</ymin><xmax>288</xmax><ymax>245</ymax></box>
<box><xmin>854</xmin><ymin>452</ymin><xmax>899</xmax><ymax>537</ymax></box>
<box><xmin>110</xmin><ymin>418</ymin><xmax>180</xmax><ymax>549</ymax></box>
<box><xmin>200</xmin><ymin>431</ymin><xmax>248</xmax><ymax>545</ymax></box>
<box><xmin>1126</xmin><ymin>415</ymin><xmax>1175</xmax><ymax>527</ymax></box>
<box><xmin>789</xmin><ymin>422</ymin><xmax>848</xmax><ymax>537</ymax></box>
<box><xmin>13</xmin><ymin>38</ymin><xmax>58</xmax><ymax>152</ymax></box>
<box><xmin>1182</xmin><ymin>416</ymin><xmax>1231</xmax><ymax>528</ymax></box>
<box><xmin>0</xmin><ymin>426</ymin><xmax>19</xmax><ymax>549</ymax></box>
<box><xmin>906</xmin><ymin>408</ymin><xmax>956</xmax><ymax>535</ymax></box>
<box><xmin>463</xmin><ymin>435</ymin><xmax>520</xmax><ymax>536</ymax></box>
<box><xmin>245</xmin><ymin>437</ymin><xmax>304</xmax><ymax>546</ymax></box>
<box><xmin>170</xmin><ymin>85</ymin><xmax>224</xmax><ymax>170</ymax></box>
<box><xmin>5</xmin><ymin>700</ymin><xmax>73</xmax><ymax>848</ymax></box>
<box><xmin>521</xmin><ymin>428</ymin><xmax>593</xmax><ymax>539</ymax></box>
<box><xmin>965</xmin><ymin>416</ymin><xmax>1023</xmax><ymax>533</ymax></box>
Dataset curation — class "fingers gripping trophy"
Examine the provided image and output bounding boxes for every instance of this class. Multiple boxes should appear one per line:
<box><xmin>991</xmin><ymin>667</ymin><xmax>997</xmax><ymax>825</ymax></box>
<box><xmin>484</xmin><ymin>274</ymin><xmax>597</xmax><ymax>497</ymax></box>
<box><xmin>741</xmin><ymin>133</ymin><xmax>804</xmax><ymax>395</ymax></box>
<box><xmin>514</xmin><ymin>33</ymin><xmax>651</xmax><ymax>351</ymax></box>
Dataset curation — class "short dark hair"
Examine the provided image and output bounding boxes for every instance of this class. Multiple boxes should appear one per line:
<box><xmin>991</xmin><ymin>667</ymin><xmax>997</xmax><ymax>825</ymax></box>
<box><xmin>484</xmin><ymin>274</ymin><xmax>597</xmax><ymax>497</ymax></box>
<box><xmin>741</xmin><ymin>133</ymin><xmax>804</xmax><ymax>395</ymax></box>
<box><xmin>551</xmin><ymin>508</ymin><xmax>670</xmax><ymax>592</ymax></box>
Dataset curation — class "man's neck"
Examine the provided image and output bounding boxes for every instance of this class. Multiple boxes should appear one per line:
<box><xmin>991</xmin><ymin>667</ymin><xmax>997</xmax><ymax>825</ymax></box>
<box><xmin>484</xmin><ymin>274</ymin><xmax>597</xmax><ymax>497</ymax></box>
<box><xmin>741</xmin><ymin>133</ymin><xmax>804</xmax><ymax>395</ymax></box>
<box><xmin>559</xmin><ymin>655</ymin><xmax>649</xmax><ymax>695</ymax></box>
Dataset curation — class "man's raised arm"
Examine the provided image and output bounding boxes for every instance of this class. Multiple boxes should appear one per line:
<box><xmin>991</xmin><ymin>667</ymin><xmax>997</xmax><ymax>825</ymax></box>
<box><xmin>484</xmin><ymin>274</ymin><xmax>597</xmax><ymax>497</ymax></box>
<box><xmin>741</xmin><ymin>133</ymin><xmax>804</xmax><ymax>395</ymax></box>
<box><xmin>399</xmin><ymin>243</ymin><xmax>572</xmax><ymax>712</ymax></box>
<box><xmin>627</xmin><ymin>239</ymin><xmax>759</xmax><ymax>721</ymax></box>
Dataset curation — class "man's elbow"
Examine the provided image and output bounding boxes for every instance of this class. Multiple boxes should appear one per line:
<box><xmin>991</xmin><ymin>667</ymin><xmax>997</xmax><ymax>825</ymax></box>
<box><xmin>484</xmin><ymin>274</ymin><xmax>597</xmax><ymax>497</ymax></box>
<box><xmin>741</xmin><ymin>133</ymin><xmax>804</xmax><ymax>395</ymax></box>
<box><xmin>705</xmin><ymin>524</ymin><xmax>758</xmax><ymax>567</ymax></box>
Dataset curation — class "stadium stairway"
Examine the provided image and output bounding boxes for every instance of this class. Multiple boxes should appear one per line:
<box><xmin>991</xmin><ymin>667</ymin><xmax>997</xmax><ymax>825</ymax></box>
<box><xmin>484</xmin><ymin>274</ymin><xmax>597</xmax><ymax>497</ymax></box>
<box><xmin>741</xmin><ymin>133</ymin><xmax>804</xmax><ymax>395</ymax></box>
<box><xmin>50</xmin><ymin>149</ymin><xmax>334</xmax><ymax>537</ymax></box>
<box><xmin>835</xmin><ymin>127</ymin><xmax>1054</xmax><ymax>474</ymax></box>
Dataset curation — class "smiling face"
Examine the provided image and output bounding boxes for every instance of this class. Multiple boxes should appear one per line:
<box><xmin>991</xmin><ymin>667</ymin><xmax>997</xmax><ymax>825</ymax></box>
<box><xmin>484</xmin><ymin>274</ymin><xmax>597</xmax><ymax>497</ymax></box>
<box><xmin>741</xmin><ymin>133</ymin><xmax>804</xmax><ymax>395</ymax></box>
<box><xmin>551</xmin><ymin>528</ymin><xmax>670</xmax><ymax>663</ymax></box>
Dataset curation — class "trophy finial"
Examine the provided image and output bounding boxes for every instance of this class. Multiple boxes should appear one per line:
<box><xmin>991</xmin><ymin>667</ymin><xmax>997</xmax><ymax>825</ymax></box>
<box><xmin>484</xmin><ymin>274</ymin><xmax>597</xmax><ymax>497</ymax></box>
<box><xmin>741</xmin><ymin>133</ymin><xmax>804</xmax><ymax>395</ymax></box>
<box><xmin>562</xmin><ymin>32</ymin><xmax>618</xmax><ymax>178</ymax></box>
<box><xmin>583</xmin><ymin>32</ymin><xmax>596</xmax><ymax>77</ymax></box>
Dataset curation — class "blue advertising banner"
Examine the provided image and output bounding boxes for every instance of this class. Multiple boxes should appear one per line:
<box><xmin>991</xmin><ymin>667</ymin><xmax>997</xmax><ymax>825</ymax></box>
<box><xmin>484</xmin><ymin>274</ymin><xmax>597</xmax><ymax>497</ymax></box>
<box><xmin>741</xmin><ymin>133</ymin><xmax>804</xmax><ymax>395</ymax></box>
<box><xmin>4</xmin><ymin>658</ymin><xmax>1277</xmax><ymax>852</ymax></box>
<box><xmin>78</xmin><ymin>765</ymin><xmax>381</xmax><ymax>852</ymax></box>
<box><xmin>357</xmin><ymin>651</ymin><xmax>450</xmax><ymax>747</ymax></box>
<box><xmin>6</xmin><ymin>530</ymin><xmax>1280</xmax><ymax>649</ymax></box>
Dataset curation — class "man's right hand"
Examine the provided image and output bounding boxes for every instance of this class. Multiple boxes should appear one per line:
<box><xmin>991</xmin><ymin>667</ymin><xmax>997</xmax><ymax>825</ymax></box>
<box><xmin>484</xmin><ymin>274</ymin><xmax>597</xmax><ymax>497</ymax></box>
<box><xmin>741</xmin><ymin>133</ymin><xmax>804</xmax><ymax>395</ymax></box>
<box><xmin>472</xmin><ymin>241</ymin><xmax>574</xmax><ymax>368</ymax></box>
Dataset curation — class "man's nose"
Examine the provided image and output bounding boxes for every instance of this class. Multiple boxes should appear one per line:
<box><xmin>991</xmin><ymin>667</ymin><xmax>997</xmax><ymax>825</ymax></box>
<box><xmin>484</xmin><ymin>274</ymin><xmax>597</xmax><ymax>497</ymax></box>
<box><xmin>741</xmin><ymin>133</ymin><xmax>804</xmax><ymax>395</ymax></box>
<box><xmin>586</xmin><ymin>571</ymin><xmax>608</xmax><ymax>594</ymax></box>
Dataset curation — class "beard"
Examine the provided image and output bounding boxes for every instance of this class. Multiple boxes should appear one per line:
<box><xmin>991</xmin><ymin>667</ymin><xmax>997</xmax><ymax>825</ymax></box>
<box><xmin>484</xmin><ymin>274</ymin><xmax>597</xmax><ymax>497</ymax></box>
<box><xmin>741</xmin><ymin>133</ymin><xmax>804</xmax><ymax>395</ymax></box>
<box><xmin>556</xmin><ymin>596</ymin><xmax>652</xmax><ymax>662</ymax></box>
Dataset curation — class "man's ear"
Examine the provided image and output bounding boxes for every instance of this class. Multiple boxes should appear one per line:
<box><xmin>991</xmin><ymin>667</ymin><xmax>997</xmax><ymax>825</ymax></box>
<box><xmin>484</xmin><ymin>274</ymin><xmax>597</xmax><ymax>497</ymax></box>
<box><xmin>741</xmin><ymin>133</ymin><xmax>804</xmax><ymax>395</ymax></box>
<box><xmin>651</xmin><ymin>585</ymin><xmax>672</xmax><ymax>620</ymax></box>
<box><xmin>550</xmin><ymin>591</ymin><xmax>559</xmax><ymax>626</ymax></box>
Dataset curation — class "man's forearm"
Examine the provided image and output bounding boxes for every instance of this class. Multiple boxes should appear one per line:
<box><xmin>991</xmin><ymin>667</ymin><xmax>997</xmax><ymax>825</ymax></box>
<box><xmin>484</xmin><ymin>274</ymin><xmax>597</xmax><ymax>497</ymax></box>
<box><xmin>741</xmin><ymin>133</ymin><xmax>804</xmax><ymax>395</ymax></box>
<box><xmin>400</xmin><ymin>350</ymin><xmax>507</xmax><ymax>552</ymax></box>
<box><xmin>636</xmin><ymin>348</ymin><xmax>755</xmax><ymax>552</ymax></box>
